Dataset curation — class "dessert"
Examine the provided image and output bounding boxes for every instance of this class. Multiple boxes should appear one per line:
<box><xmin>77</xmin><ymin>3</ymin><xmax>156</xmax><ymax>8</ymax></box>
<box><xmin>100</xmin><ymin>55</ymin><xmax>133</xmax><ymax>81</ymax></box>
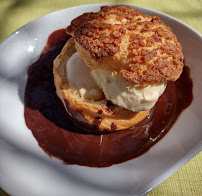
<box><xmin>24</xmin><ymin>6</ymin><xmax>192</xmax><ymax>167</ymax></box>
<box><xmin>53</xmin><ymin>6</ymin><xmax>184</xmax><ymax>131</ymax></box>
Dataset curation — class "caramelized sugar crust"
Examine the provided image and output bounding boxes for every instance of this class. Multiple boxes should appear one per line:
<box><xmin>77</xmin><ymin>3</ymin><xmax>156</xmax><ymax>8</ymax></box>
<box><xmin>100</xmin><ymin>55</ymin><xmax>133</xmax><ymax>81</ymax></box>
<box><xmin>66</xmin><ymin>6</ymin><xmax>184</xmax><ymax>87</ymax></box>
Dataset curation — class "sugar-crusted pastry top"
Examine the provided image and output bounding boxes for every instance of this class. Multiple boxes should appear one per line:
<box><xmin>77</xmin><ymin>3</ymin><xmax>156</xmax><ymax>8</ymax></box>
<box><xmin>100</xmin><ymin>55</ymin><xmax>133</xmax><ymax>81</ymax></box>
<box><xmin>66</xmin><ymin>6</ymin><xmax>184</xmax><ymax>87</ymax></box>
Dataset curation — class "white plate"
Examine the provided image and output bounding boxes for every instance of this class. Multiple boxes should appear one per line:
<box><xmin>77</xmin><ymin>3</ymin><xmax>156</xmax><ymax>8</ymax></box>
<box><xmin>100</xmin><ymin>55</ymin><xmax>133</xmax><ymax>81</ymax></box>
<box><xmin>0</xmin><ymin>4</ymin><xmax>201</xmax><ymax>196</ymax></box>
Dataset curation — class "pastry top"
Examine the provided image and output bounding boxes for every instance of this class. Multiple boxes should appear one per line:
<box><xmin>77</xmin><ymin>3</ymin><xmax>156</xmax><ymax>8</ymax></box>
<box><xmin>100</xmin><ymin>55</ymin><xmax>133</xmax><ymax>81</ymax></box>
<box><xmin>66</xmin><ymin>6</ymin><xmax>184</xmax><ymax>87</ymax></box>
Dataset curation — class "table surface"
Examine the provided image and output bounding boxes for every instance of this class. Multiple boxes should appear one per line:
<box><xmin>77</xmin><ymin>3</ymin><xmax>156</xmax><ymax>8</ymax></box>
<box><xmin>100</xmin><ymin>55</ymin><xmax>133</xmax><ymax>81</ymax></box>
<box><xmin>0</xmin><ymin>0</ymin><xmax>201</xmax><ymax>195</ymax></box>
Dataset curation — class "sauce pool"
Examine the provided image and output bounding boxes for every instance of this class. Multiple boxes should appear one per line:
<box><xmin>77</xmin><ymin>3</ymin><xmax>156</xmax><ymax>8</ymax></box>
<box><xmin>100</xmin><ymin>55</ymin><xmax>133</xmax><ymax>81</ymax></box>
<box><xmin>24</xmin><ymin>29</ymin><xmax>193</xmax><ymax>167</ymax></box>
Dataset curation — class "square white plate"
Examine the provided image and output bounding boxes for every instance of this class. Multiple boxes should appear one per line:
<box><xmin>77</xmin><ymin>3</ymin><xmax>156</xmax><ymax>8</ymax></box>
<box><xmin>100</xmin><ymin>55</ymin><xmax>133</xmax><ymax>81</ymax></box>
<box><xmin>0</xmin><ymin>4</ymin><xmax>201</xmax><ymax>196</ymax></box>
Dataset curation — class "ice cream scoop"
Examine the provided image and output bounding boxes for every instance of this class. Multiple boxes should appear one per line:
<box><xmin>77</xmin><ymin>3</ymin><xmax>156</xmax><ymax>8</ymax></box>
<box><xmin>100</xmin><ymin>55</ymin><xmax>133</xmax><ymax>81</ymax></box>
<box><xmin>91</xmin><ymin>69</ymin><xmax>166</xmax><ymax>111</ymax></box>
<box><xmin>66</xmin><ymin>52</ymin><xmax>166</xmax><ymax>111</ymax></box>
<box><xmin>66</xmin><ymin>52</ymin><xmax>103</xmax><ymax>100</ymax></box>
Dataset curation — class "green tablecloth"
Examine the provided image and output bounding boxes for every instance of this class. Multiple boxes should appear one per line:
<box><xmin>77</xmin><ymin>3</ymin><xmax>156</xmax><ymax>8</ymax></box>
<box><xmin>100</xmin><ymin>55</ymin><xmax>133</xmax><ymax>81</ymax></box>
<box><xmin>0</xmin><ymin>0</ymin><xmax>201</xmax><ymax>195</ymax></box>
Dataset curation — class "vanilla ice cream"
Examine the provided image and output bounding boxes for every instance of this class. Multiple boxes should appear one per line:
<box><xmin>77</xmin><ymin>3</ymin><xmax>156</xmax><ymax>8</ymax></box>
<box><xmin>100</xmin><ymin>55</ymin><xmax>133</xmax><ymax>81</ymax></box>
<box><xmin>66</xmin><ymin>52</ymin><xmax>166</xmax><ymax>111</ymax></box>
<box><xmin>91</xmin><ymin>70</ymin><xmax>166</xmax><ymax>111</ymax></box>
<box><xmin>66</xmin><ymin>52</ymin><xmax>103</xmax><ymax>100</ymax></box>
